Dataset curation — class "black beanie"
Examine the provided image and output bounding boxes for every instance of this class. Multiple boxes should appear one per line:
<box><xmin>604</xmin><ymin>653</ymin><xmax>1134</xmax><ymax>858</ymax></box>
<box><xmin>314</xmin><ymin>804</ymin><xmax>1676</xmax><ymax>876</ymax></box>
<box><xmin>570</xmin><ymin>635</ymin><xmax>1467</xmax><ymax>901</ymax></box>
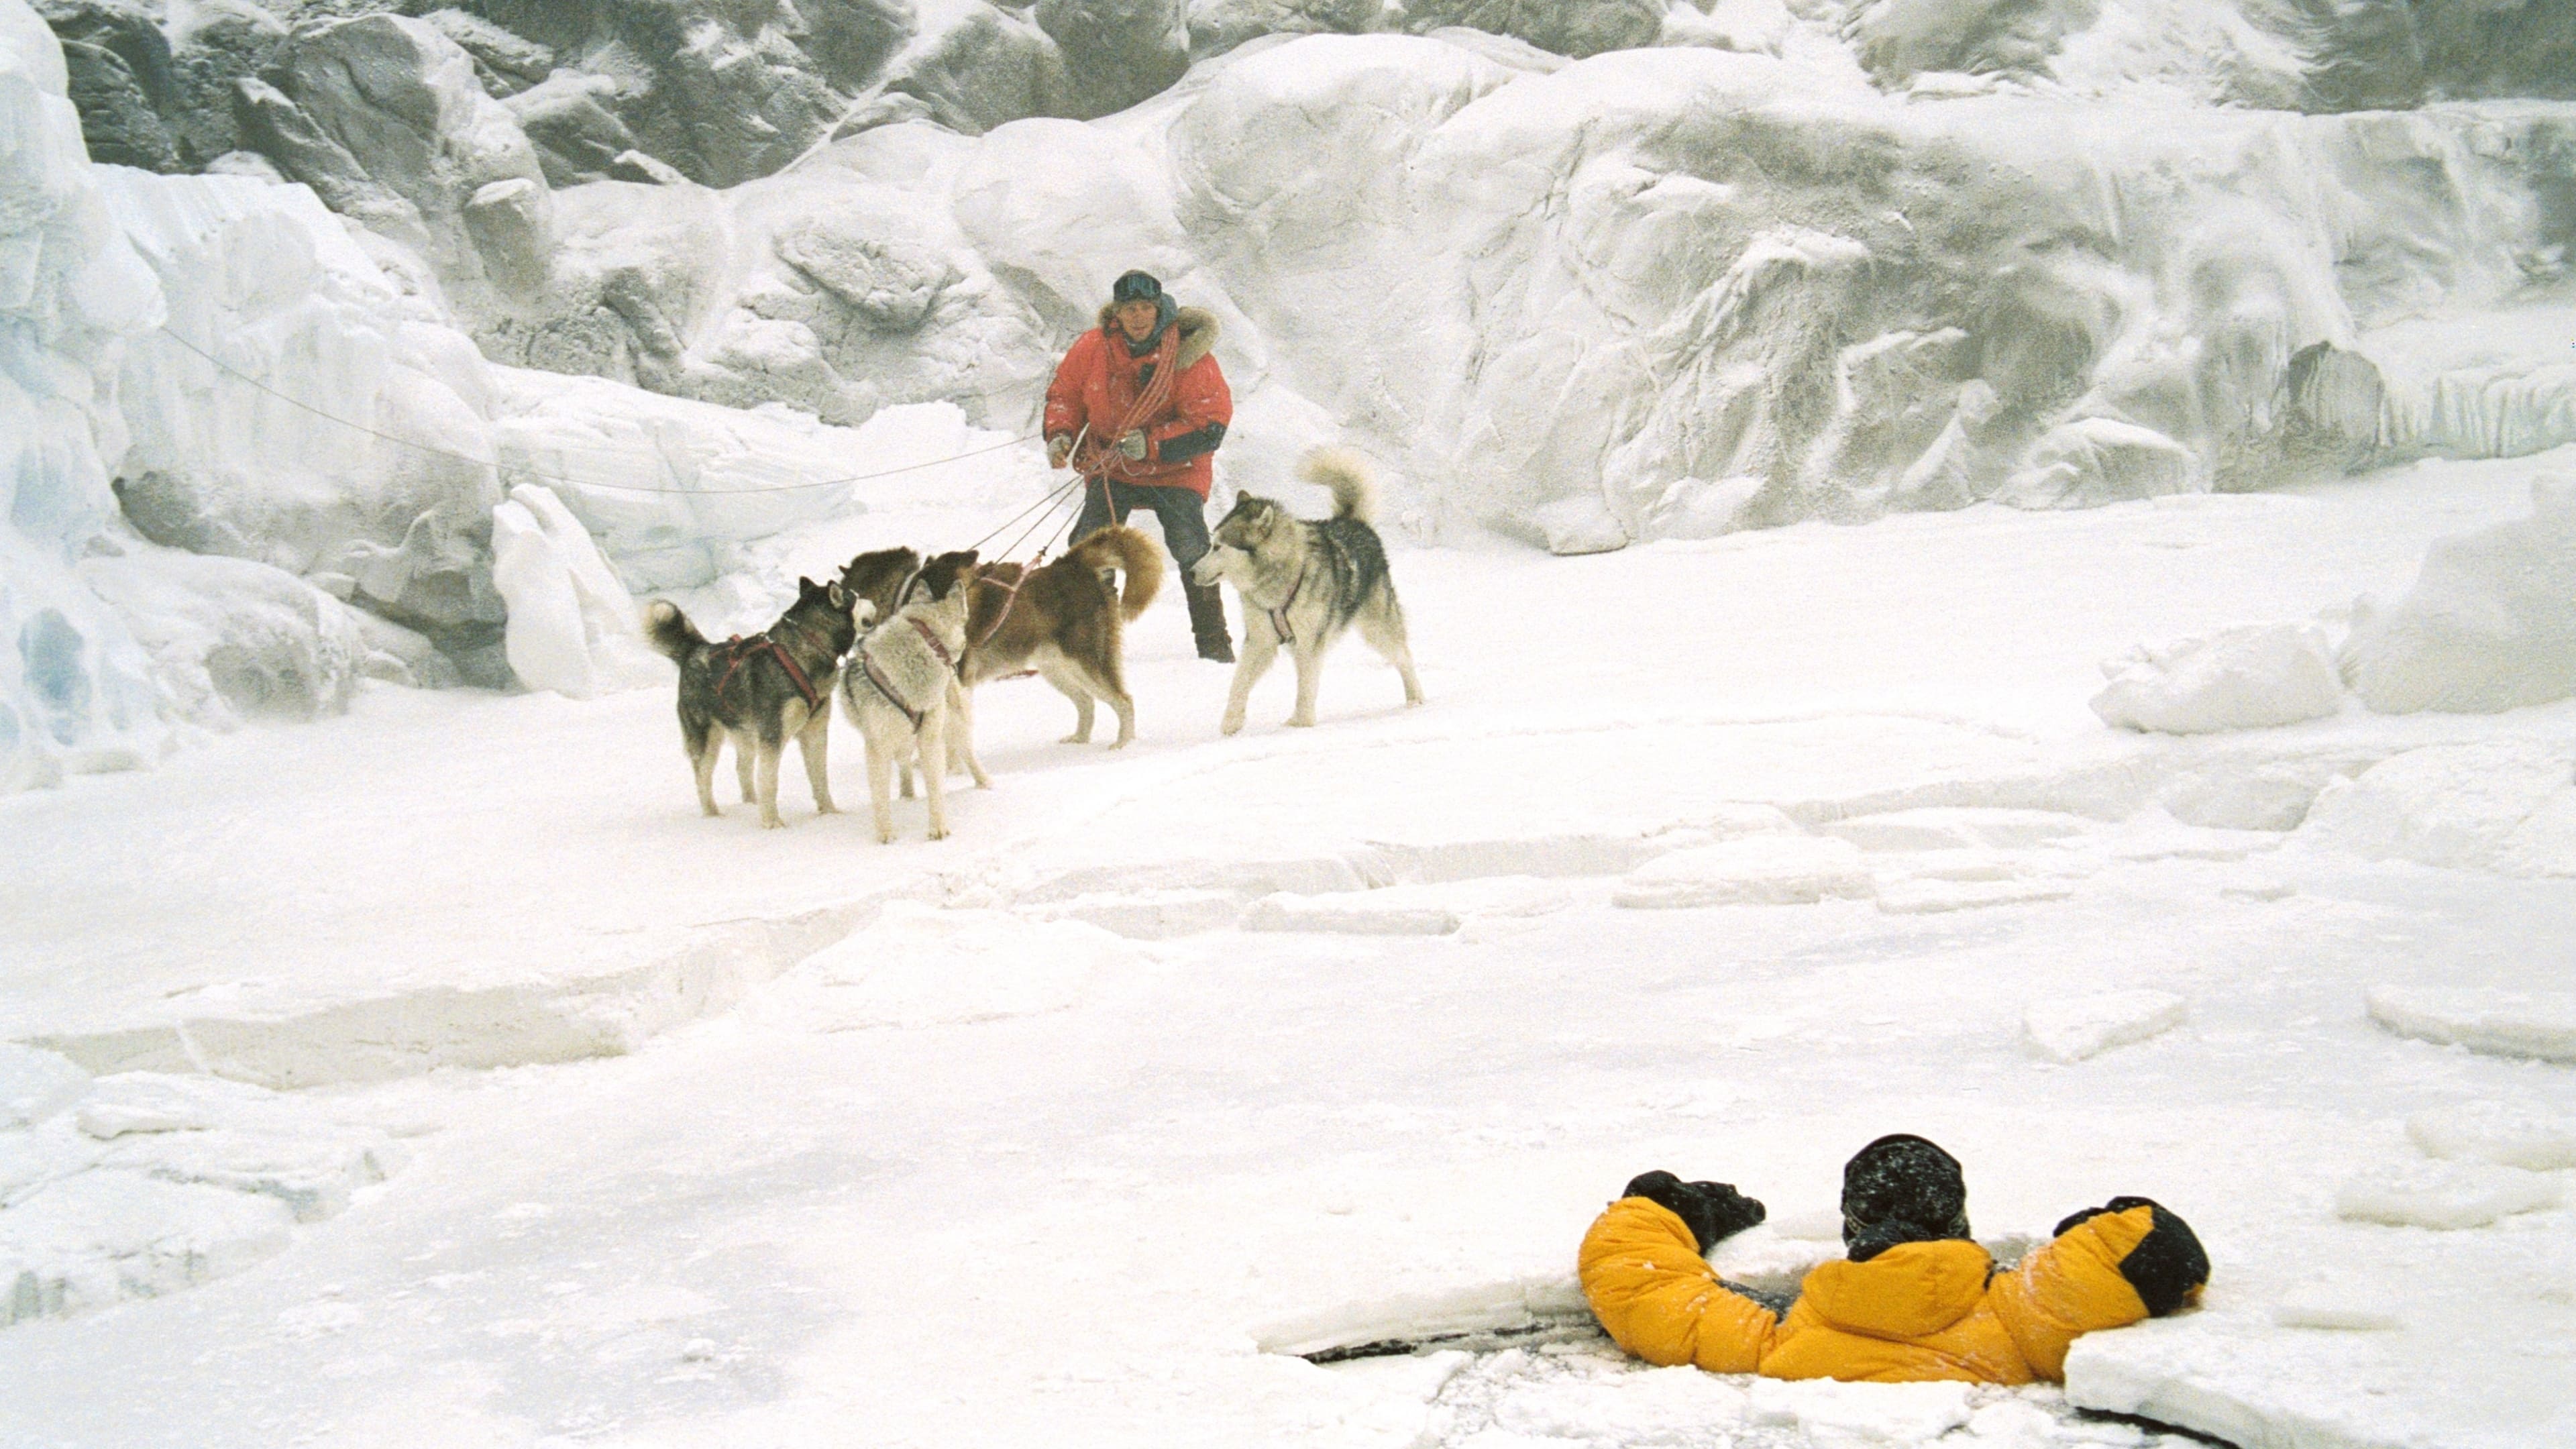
<box><xmin>1841</xmin><ymin>1134</ymin><xmax>1972</xmax><ymax>1263</ymax></box>
<box><xmin>1111</xmin><ymin>270</ymin><xmax>1162</xmax><ymax>305</ymax></box>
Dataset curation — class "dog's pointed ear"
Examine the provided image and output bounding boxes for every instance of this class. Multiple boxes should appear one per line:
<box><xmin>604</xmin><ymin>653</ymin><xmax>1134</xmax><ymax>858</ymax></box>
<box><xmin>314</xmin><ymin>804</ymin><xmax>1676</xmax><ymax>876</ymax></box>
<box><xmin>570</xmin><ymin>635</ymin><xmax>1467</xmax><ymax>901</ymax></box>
<box><xmin>1244</xmin><ymin>500</ymin><xmax>1279</xmax><ymax>543</ymax></box>
<box><xmin>828</xmin><ymin>581</ymin><xmax>849</xmax><ymax>610</ymax></box>
<box><xmin>798</xmin><ymin>575</ymin><xmax>822</xmax><ymax>597</ymax></box>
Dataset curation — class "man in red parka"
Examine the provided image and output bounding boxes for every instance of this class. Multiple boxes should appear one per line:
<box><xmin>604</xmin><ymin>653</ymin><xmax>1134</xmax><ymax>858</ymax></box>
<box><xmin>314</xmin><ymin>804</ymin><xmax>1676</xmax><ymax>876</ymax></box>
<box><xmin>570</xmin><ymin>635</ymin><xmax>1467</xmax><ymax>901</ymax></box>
<box><xmin>1045</xmin><ymin>269</ymin><xmax>1235</xmax><ymax>661</ymax></box>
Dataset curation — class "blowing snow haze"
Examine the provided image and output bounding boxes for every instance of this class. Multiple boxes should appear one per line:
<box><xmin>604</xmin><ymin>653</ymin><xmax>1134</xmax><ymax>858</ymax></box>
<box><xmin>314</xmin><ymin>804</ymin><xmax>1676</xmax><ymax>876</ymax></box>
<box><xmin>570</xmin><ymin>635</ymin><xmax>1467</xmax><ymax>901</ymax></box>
<box><xmin>4</xmin><ymin>5</ymin><xmax>2576</xmax><ymax>1448</ymax></box>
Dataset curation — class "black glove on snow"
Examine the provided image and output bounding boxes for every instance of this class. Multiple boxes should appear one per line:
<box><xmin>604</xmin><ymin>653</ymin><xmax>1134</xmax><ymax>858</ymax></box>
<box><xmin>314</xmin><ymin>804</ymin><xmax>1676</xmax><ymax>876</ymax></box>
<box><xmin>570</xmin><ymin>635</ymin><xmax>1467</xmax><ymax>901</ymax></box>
<box><xmin>2052</xmin><ymin>1195</ymin><xmax>2209</xmax><ymax>1316</ymax></box>
<box><xmin>1623</xmin><ymin>1170</ymin><xmax>1768</xmax><ymax>1251</ymax></box>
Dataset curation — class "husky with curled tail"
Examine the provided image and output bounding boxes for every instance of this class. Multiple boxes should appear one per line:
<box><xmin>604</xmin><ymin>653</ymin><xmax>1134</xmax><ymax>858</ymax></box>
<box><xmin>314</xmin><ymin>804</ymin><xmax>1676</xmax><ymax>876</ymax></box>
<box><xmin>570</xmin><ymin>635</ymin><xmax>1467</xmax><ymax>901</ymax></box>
<box><xmin>841</xmin><ymin>550</ymin><xmax>983</xmax><ymax>843</ymax></box>
<box><xmin>644</xmin><ymin>576</ymin><xmax>857</xmax><ymax>828</ymax></box>
<box><xmin>1187</xmin><ymin>448</ymin><xmax>1424</xmax><ymax>735</ymax></box>
<box><xmin>957</xmin><ymin>524</ymin><xmax>1164</xmax><ymax>751</ymax></box>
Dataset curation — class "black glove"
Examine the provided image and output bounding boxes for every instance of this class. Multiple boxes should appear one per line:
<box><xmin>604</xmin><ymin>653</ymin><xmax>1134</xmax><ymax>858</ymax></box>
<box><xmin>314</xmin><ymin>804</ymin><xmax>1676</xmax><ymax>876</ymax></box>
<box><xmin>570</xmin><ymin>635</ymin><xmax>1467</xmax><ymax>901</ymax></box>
<box><xmin>1046</xmin><ymin>434</ymin><xmax>1073</xmax><ymax>470</ymax></box>
<box><xmin>1623</xmin><ymin>1170</ymin><xmax>1768</xmax><ymax>1251</ymax></box>
<box><xmin>2052</xmin><ymin>1195</ymin><xmax>2209</xmax><ymax>1316</ymax></box>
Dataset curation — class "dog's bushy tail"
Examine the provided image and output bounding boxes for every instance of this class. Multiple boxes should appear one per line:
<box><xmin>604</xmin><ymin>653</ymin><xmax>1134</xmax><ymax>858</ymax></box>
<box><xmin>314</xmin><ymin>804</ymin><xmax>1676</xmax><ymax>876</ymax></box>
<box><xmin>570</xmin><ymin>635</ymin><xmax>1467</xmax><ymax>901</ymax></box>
<box><xmin>1301</xmin><ymin>447</ymin><xmax>1377</xmax><ymax>524</ymax></box>
<box><xmin>1067</xmin><ymin>524</ymin><xmax>1165</xmax><ymax>623</ymax></box>
<box><xmin>642</xmin><ymin>600</ymin><xmax>704</xmax><ymax>661</ymax></box>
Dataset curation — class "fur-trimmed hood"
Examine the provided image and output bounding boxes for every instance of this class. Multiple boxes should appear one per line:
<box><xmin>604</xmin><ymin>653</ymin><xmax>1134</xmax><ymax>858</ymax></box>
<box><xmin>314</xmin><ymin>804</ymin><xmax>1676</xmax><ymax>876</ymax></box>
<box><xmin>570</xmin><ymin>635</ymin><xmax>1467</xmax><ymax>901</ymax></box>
<box><xmin>1097</xmin><ymin>302</ymin><xmax>1220</xmax><ymax>370</ymax></box>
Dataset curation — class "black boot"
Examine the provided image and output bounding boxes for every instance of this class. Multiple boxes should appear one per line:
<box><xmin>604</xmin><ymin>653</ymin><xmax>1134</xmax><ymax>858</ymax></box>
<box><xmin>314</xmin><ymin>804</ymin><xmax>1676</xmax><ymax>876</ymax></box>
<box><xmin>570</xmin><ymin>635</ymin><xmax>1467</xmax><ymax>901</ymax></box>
<box><xmin>1183</xmin><ymin>580</ymin><xmax>1234</xmax><ymax>663</ymax></box>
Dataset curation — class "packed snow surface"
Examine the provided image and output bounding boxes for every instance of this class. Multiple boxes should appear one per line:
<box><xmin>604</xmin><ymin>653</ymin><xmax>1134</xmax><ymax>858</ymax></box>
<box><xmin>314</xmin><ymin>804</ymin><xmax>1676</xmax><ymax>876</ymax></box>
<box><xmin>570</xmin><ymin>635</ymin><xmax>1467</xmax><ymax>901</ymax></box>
<box><xmin>7</xmin><ymin>454</ymin><xmax>2576</xmax><ymax>1448</ymax></box>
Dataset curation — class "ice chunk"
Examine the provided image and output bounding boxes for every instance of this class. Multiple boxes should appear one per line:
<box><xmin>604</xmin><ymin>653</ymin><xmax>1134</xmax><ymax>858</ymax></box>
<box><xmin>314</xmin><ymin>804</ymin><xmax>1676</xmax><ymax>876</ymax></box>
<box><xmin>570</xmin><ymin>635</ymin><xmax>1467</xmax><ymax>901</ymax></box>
<box><xmin>2023</xmin><ymin>989</ymin><xmax>2188</xmax><ymax>1063</ymax></box>
<box><xmin>489</xmin><ymin>483</ymin><xmax>670</xmax><ymax>699</ymax></box>
<box><xmin>1746</xmin><ymin>1377</ymin><xmax>1974</xmax><ymax>1442</ymax></box>
<box><xmin>2406</xmin><ymin>1101</ymin><xmax>2576</xmax><ymax>1173</ymax></box>
<box><xmin>2334</xmin><ymin>1160</ymin><xmax>2560</xmax><ymax>1230</ymax></box>
<box><xmin>1611</xmin><ymin>837</ymin><xmax>1873</xmax><ymax>908</ymax></box>
<box><xmin>2367</xmin><ymin>985</ymin><xmax>2576</xmax><ymax>1065</ymax></box>
<box><xmin>2344</xmin><ymin>476</ymin><xmax>2576</xmax><ymax>714</ymax></box>
<box><xmin>2298</xmin><ymin>741</ymin><xmax>2576</xmax><ymax>877</ymax></box>
<box><xmin>72</xmin><ymin>1073</ymin><xmax>286</xmax><ymax>1141</ymax></box>
<box><xmin>2091</xmin><ymin>623</ymin><xmax>2345</xmax><ymax>735</ymax></box>
<box><xmin>101</xmin><ymin>1128</ymin><xmax>400</xmax><ymax>1224</ymax></box>
<box><xmin>0</xmin><ymin>1046</ymin><xmax>89</xmax><ymax>1130</ymax></box>
<box><xmin>0</xmin><ymin>1171</ymin><xmax>296</xmax><ymax>1326</ymax></box>
<box><xmin>1529</xmin><ymin>495</ymin><xmax>1629</xmax><ymax>555</ymax></box>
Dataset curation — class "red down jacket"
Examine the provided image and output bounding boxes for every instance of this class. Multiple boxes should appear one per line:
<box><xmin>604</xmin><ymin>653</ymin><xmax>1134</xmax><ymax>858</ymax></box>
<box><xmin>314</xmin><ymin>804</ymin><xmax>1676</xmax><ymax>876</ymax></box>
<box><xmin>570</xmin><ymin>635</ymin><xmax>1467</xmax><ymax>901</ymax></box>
<box><xmin>1042</xmin><ymin>305</ymin><xmax>1230</xmax><ymax>497</ymax></box>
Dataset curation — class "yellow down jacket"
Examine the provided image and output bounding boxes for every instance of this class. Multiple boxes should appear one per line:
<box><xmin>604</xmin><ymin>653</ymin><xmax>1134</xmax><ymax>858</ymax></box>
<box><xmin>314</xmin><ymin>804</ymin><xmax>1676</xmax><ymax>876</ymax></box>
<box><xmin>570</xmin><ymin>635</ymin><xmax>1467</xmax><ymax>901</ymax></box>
<box><xmin>1578</xmin><ymin>1197</ymin><xmax>2172</xmax><ymax>1384</ymax></box>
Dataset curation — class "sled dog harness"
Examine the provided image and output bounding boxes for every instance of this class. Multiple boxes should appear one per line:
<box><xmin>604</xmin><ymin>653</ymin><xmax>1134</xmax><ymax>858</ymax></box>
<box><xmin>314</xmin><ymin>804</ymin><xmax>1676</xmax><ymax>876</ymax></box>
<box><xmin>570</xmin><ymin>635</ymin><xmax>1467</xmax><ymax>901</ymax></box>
<box><xmin>853</xmin><ymin>645</ymin><xmax>924</xmax><ymax>731</ymax></box>
<box><xmin>967</xmin><ymin>568</ymin><xmax>1028</xmax><ymax>655</ymax></box>
<box><xmin>853</xmin><ymin>619</ymin><xmax>958</xmax><ymax>732</ymax></box>
<box><xmin>1267</xmin><ymin>561</ymin><xmax>1309</xmax><ymax>646</ymax></box>
<box><xmin>714</xmin><ymin>630</ymin><xmax>823</xmax><ymax>711</ymax></box>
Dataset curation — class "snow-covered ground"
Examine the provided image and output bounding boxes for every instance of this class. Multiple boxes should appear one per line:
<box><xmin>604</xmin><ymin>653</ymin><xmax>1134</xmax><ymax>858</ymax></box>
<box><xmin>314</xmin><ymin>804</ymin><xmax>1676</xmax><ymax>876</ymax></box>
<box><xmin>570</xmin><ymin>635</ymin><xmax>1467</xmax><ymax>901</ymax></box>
<box><xmin>7</xmin><ymin>453</ymin><xmax>2575</xmax><ymax>1449</ymax></box>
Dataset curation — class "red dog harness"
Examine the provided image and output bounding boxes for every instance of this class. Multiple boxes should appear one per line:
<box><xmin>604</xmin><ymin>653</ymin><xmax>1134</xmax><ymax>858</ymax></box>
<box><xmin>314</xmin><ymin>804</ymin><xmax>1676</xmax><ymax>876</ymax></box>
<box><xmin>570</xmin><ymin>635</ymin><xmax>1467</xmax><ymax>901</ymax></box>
<box><xmin>712</xmin><ymin>629</ymin><xmax>822</xmax><ymax>711</ymax></box>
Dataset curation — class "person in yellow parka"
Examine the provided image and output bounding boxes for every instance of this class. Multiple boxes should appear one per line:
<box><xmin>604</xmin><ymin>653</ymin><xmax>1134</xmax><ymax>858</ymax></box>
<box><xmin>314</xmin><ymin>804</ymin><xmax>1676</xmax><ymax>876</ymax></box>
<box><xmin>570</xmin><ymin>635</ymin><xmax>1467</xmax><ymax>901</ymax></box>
<box><xmin>1578</xmin><ymin>1134</ymin><xmax>2209</xmax><ymax>1385</ymax></box>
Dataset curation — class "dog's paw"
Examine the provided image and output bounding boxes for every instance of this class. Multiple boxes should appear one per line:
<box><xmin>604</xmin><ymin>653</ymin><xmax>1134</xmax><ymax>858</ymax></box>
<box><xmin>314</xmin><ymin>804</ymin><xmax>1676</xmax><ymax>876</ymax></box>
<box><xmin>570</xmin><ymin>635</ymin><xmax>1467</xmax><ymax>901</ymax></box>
<box><xmin>1285</xmin><ymin>716</ymin><xmax>1315</xmax><ymax>729</ymax></box>
<box><xmin>761</xmin><ymin>815</ymin><xmax>787</xmax><ymax>830</ymax></box>
<box><xmin>1220</xmin><ymin>715</ymin><xmax>1245</xmax><ymax>737</ymax></box>
<box><xmin>1059</xmin><ymin>731</ymin><xmax>1089</xmax><ymax>745</ymax></box>
<box><xmin>815</xmin><ymin>801</ymin><xmax>840</xmax><ymax>815</ymax></box>
<box><xmin>875</xmin><ymin>827</ymin><xmax>896</xmax><ymax>845</ymax></box>
<box><xmin>928</xmin><ymin>826</ymin><xmax>950</xmax><ymax>841</ymax></box>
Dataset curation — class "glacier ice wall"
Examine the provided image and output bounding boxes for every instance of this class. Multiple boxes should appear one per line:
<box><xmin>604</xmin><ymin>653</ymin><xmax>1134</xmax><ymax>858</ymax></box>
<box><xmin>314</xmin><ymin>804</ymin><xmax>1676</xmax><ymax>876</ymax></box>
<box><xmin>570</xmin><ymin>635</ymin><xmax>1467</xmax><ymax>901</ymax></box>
<box><xmin>1</xmin><ymin>3</ymin><xmax>166</xmax><ymax>788</ymax></box>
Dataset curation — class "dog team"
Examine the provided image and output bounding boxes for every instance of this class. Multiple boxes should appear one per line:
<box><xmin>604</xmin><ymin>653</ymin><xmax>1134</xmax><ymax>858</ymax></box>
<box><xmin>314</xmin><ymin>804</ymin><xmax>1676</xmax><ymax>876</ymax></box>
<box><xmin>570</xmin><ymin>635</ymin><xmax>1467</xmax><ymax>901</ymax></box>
<box><xmin>643</xmin><ymin>447</ymin><xmax>1421</xmax><ymax>842</ymax></box>
<box><xmin>643</xmin><ymin>268</ymin><xmax>1421</xmax><ymax>843</ymax></box>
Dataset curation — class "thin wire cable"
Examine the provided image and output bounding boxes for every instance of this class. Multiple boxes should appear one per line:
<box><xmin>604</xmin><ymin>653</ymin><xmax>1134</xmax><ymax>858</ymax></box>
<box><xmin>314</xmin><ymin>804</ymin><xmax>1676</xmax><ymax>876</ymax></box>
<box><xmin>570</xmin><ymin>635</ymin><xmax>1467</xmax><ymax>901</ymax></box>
<box><xmin>153</xmin><ymin>325</ymin><xmax>1040</xmax><ymax>496</ymax></box>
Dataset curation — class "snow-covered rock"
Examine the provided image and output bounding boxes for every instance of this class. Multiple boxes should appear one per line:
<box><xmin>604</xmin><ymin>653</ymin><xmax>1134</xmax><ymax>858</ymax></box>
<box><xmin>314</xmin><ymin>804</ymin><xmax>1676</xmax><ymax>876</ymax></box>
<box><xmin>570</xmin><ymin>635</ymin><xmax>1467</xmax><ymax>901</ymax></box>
<box><xmin>489</xmin><ymin>485</ymin><xmax>666</xmax><ymax>701</ymax></box>
<box><xmin>2368</xmin><ymin>985</ymin><xmax>2576</xmax><ymax>1065</ymax></box>
<box><xmin>2343</xmin><ymin>476</ymin><xmax>2576</xmax><ymax>716</ymax></box>
<box><xmin>2023</xmin><ymin>989</ymin><xmax>2188</xmax><ymax>1063</ymax></box>
<box><xmin>2407</xmin><ymin>1101</ymin><xmax>2576</xmax><ymax>1173</ymax></box>
<box><xmin>2298</xmin><ymin>741</ymin><xmax>2576</xmax><ymax>877</ymax></box>
<box><xmin>2091</xmin><ymin>623</ymin><xmax>2345</xmax><ymax>735</ymax></box>
<box><xmin>1612</xmin><ymin>836</ymin><xmax>1873</xmax><ymax>908</ymax></box>
<box><xmin>258</xmin><ymin>15</ymin><xmax>548</xmax><ymax>298</ymax></box>
<box><xmin>2334</xmin><ymin>1160</ymin><xmax>2561</xmax><ymax>1230</ymax></box>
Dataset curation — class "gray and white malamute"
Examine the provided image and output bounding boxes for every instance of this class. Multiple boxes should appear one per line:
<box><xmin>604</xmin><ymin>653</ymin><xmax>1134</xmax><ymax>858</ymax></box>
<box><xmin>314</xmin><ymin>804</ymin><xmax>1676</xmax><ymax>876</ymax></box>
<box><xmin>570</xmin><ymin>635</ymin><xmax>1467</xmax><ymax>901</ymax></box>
<box><xmin>1189</xmin><ymin>449</ymin><xmax>1424</xmax><ymax>735</ymax></box>
<box><xmin>645</xmin><ymin>576</ymin><xmax>860</xmax><ymax>828</ymax></box>
<box><xmin>841</xmin><ymin>549</ymin><xmax>985</xmax><ymax>843</ymax></box>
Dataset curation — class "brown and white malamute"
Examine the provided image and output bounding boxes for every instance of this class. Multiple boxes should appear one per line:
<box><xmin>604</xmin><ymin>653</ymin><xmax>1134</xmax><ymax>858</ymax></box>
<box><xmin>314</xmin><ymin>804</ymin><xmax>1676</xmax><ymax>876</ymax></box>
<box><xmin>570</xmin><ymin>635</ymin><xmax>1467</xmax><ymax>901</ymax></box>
<box><xmin>957</xmin><ymin>525</ymin><xmax>1164</xmax><ymax>749</ymax></box>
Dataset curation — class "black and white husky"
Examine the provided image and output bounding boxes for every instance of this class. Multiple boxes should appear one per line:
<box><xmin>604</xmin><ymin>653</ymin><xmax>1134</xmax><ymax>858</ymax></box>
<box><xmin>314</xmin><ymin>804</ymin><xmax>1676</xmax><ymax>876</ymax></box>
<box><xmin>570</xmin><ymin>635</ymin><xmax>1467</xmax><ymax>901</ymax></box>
<box><xmin>841</xmin><ymin>549</ymin><xmax>986</xmax><ymax>843</ymax></box>
<box><xmin>1188</xmin><ymin>449</ymin><xmax>1424</xmax><ymax>735</ymax></box>
<box><xmin>645</xmin><ymin>576</ymin><xmax>859</xmax><ymax>828</ymax></box>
